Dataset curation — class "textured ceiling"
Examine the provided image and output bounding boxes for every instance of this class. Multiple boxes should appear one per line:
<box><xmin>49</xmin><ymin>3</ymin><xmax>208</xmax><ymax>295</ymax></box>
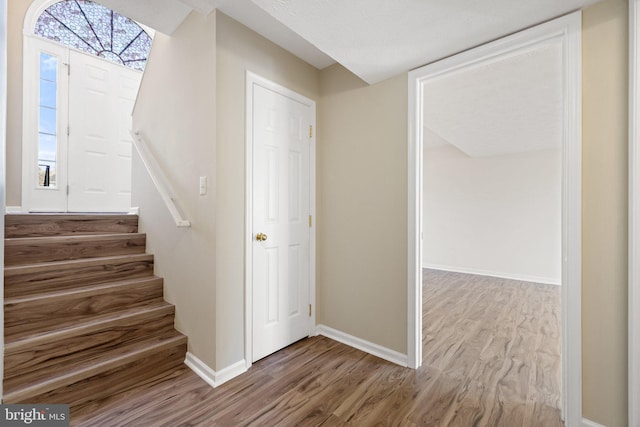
<box><xmin>250</xmin><ymin>0</ymin><xmax>599</xmax><ymax>84</ymax></box>
<box><xmin>423</xmin><ymin>39</ymin><xmax>563</xmax><ymax>157</ymax></box>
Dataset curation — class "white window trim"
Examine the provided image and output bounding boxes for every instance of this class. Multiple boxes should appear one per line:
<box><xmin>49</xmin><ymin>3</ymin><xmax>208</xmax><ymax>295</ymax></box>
<box><xmin>21</xmin><ymin>36</ymin><xmax>70</xmax><ymax>212</ymax></box>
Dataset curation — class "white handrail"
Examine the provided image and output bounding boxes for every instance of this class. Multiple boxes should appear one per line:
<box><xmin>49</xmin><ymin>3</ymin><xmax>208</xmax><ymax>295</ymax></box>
<box><xmin>130</xmin><ymin>130</ymin><xmax>191</xmax><ymax>228</ymax></box>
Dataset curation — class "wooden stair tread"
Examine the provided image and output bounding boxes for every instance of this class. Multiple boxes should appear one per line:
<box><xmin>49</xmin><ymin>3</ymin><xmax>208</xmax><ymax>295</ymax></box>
<box><xmin>5</xmin><ymin>214</ymin><xmax>138</xmax><ymax>238</ymax></box>
<box><xmin>4</xmin><ymin>276</ymin><xmax>162</xmax><ymax>306</ymax></box>
<box><xmin>5</xmin><ymin>233</ymin><xmax>147</xmax><ymax>266</ymax></box>
<box><xmin>3</xmin><ymin>333</ymin><xmax>187</xmax><ymax>403</ymax></box>
<box><xmin>4</xmin><ymin>253</ymin><xmax>154</xmax><ymax>276</ymax></box>
<box><xmin>5</xmin><ymin>302</ymin><xmax>174</xmax><ymax>348</ymax></box>
<box><xmin>5</xmin><ymin>232</ymin><xmax>146</xmax><ymax>245</ymax></box>
<box><xmin>3</xmin><ymin>213</ymin><xmax>187</xmax><ymax>410</ymax></box>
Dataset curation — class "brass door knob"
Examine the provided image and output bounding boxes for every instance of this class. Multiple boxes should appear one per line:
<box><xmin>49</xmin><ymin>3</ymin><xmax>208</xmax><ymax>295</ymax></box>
<box><xmin>256</xmin><ymin>232</ymin><xmax>268</xmax><ymax>242</ymax></box>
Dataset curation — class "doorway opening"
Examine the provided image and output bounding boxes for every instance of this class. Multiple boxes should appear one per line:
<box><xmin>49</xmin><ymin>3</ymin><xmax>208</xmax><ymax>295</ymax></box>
<box><xmin>408</xmin><ymin>11</ymin><xmax>582</xmax><ymax>426</ymax></box>
<box><xmin>21</xmin><ymin>0</ymin><xmax>152</xmax><ymax>212</ymax></box>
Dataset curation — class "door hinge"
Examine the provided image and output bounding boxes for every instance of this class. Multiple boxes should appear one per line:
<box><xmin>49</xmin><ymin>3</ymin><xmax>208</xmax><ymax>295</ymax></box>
<box><xmin>66</xmin><ymin>125</ymin><xmax>70</xmax><ymax>136</ymax></box>
<box><xmin>65</xmin><ymin>62</ymin><xmax>70</xmax><ymax>76</ymax></box>
<box><xmin>309</xmin><ymin>125</ymin><xmax>313</xmax><ymax>139</ymax></box>
<box><xmin>309</xmin><ymin>304</ymin><xmax>312</xmax><ymax>317</ymax></box>
<box><xmin>308</xmin><ymin>215</ymin><xmax>312</xmax><ymax>228</ymax></box>
<box><xmin>66</xmin><ymin>185</ymin><xmax>69</xmax><ymax>195</ymax></box>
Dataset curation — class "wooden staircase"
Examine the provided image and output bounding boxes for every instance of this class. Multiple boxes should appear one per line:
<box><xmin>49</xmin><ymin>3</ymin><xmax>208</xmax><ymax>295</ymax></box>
<box><xmin>3</xmin><ymin>214</ymin><xmax>187</xmax><ymax>413</ymax></box>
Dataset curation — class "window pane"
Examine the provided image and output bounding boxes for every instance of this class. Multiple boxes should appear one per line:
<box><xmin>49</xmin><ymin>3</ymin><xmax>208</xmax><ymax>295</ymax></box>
<box><xmin>38</xmin><ymin>106</ymin><xmax>56</xmax><ymax>135</ymax></box>
<box><xmin>39</xmin><ymin>53</ymin><xmax>57</xmax><ymax>81</ymax></box>
<box><xmin>38</xmin><ymin>53</ymin><xmax>57</xmax><ymax>188</ymax></box>
<box><xmin>40</xmin><ymin>80</ymin><xmax>56</xmax><ymax>109</ymax></box>
<box><xmin>38</xmin><ymin>133</ymin><xmax>57</xmax><ymax>162</ymax></box>
<box><xmin>35</xmin><ymin>1</ymin><xmax>150</xmax><ymax>71</ymax></box>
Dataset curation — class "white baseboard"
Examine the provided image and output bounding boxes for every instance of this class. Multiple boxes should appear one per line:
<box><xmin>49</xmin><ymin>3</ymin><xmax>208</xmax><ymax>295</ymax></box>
<box><xmin>422</xmin><ymin>263</ymin><xmax>561</xmax><ymax>286</ymax></box>
<box><xmin>315</xmin><ymin>324</ymin><xmax>408</xmax><ymax>367</ymax></box>
<box><xmin>128</xmin><ymin>206</ymin><xmax>140</xmax><ymax>215</ymax></box>
<box><xmin>184</xmin><ymin>352</ymin><xmax>247</xmax><ymax>388</ymax></box>
<box><xmin>582</xmin><ymin>418</ymin><xmax>606</xmax><ymax>427</ymax></box>
<box><xmin>5</xmin><ymin>206</ymin><xmax>23</xmax><ymax>214</ymax></box>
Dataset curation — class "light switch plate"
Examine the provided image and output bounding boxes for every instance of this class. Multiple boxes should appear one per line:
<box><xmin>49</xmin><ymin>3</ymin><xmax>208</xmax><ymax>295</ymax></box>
<box><xmin>199</xmin><ymin>176</ymin><xmax>207</xmax><ymax>195</ymax></box>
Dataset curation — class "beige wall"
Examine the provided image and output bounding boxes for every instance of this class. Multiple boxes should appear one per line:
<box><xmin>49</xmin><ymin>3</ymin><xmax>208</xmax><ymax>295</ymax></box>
<box><xmin>423</xmin><ymin>146</ymin><xmax>562</xmax><ymax>284</ymax></box>
<box><xmin>131</xmin><ymin>11</ymin><xmax>217</xmax><ymax>367</ymax></box>
<box><xmin>582</xmin><ymin>0</ymin><xmax>629</xmax><ymax>425</ymax></box>
<box><xmin>317</xmin><ymin>64</ymin><xmax>408</xmax><ymax>353</ymax></box>
<box><xmin>6</xmin><ymin>0</ymin><xmax>32</xmax><ymax>207</ymax></box>
<box><xmin>215</xmin><ymin>12</ymin><xmax>320</xmax><ymax>369</ymax></box>
<box><xmin>2</xmin><ymin>1</ymin><xmax>632</xmax><ymax>424</ymax></box>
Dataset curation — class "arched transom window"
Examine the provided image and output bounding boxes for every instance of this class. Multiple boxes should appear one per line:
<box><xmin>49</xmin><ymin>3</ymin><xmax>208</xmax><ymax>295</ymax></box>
<box><xmin>35</xmin><ymin>0</ymin><xmax>151</xmax><ymax>71</ymax></box>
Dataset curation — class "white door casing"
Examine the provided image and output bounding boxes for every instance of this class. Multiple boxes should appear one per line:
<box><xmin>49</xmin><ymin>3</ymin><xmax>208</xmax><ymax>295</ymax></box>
<box><xmin>67</xmin><ymin>50</ymin><xmax>140</xmax><ymax>212</ymax></box>
<box><xmin>408</xmin><ymin>11</ymin><xmax>582</xmax><ymax>426</ymax></box>
<box><xmin>246</xmin><ymin>72</ymin><xmax>316</xmax><ymax>364</ymax></box>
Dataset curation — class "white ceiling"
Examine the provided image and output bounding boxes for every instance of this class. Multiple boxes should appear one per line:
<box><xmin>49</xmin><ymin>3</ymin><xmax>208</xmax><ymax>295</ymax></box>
<box><xmin>97</xmin><ymin>0</ymin><xmax>600</xmax><ymax>84</ymax></box>
<box><xmin>249</xmin><ymin>0</ymin><xmax>600</xmax><ymax>84</ymax></box>
<box><xmin>423</xmin><ymin>39</ymin><xmax>563</xmax><ymax>158</ymax></box>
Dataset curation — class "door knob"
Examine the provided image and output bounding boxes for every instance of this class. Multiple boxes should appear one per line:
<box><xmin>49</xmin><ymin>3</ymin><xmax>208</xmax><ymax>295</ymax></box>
<box><xmin>256</xmin><ymin>232</ymin><xmax>268</xmax><ymax>242</ymax></box>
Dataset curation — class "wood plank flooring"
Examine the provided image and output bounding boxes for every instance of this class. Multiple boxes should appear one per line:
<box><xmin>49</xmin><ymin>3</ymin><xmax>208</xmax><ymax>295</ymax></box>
<box><xmin>75</xmin><ymin>269</ymin><xmax>563</xmax><ymax>426</ymax></box>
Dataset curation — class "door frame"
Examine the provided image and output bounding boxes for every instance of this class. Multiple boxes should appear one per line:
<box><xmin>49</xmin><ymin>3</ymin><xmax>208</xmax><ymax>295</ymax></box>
<box><xmin>408</xmin><ymin>11</ymin><xmax>582</xmax><ymax>425</ymax></box>
<box><xmin>629</xmin><ymin>1</ymin><xmax>640</xmax><ymax>425</ymax></box>
<box><xmin>244</xmin><ymin>71</ymin><xmax>316</xmax><ymax>368</ymax></box>
<box><xmin>21</xmin><ymin>35</ymin><xmax>70</xmax><ymax>212</ymax></box>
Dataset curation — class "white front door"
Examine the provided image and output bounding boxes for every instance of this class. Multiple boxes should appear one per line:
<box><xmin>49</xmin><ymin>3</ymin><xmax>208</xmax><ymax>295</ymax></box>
<box><xmin>23</xmin><ymin>37</ymin><xmax>141</xmax><ymax>213</ymax></box>
<box><xmin>251</xmin><ymin>80</ymin><xmax>313</xmax><ymax>362</ymax></box>
<box><xmin>67</xmin><ymin>50</ymin><xmax>140</xmax><ymax>212</ymax></box>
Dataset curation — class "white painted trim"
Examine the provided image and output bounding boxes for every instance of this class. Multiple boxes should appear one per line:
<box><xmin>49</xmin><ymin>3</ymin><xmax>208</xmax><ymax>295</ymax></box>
<box><xmin>184</xmin><ymin>352</ymin><xmax>247</xmax><ymax>388</ymax></box>
<box><xmin>128</xmin><ymin>206</ymin><xmax>140</xmax><ymax>215</ymax></box>
<box><xmin>408</xmin><ymin>12</ymin><xmax>582</xmax><ymax>426</ymax></box>
<box><xmin>315</xmin><ymin>325</ymin><xmax>408</xmax><ymax>367</ymax></box>
<box><xmin>22</xmin><ymin>36</ymin><xmax>69</xmax><ymax>212</ymax></box>
<box><xmin>582</xmin><ymin>418</ymin><xmax>607</xmax><ymax>427</ymax></box>
<box><xmin>5</xmin><ymin>206</ymin><xmax>23</xmax><ymax>214</ymax></box>
<box><xmin>422</xmin><ymin>264</ymin><xmax>561</xmax><ymax>286</ymax></box>
<box><xmin>629</xmin><ymin>2</ymin><xmax>640</xmax><ymax>426</ymax></box>
<box><xmin>245</xmin><ymin>71</ymin><xmax>317</xmax><ymax>368</ymax></box>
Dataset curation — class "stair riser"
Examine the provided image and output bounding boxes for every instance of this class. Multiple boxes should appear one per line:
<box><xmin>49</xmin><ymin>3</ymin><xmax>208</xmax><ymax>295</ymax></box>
<box><xmin>5</xmin><ymin>215</ymin><xmax>138</xmax><ymax>238</ymax></box>
<box><xmin>5</xmin><ymin>280</ymin><xmax>164</xmax><ymax>334</ymax></box>
<box><xmin>5</xmin><ymin>235</ymin><xmax>147</xmax><ymax>266</ymax></box>
<box><xmin>4</xmin><ymin>342</ymin><xmax>187</xmax><ymax>407</ymax></box>
<box><xmin>4</xmin><ymin>310</ymin><xmax>176</xmax><ymax>379</ymax></box>
<box><xmin>5</xmin><ymin>258</ymin><xmax>154</xmax><ymax>298</ymax></box>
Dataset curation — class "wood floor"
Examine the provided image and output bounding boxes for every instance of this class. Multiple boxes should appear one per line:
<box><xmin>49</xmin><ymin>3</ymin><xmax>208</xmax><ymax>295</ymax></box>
<box><xmin>75</xmin><ymin>269</ymin><xmax>563</xmax><ymax>426</ymax></box>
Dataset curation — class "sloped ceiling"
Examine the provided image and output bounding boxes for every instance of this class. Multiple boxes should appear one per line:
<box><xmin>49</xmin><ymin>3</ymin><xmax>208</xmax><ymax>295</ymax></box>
<box><xmin>97</xmin><ymin>0</ymin><xmax>601</xmax><ymax>85</ymax></box>
<box><xmin>423</xmin><ymin>39</ymin><xmax>563</xmax><ymax>157</ymax></box>
<box><xmin>214</xmin><ymin>0</ymin><xmax>335</xmax><ymax>69</ymax></box>
<box><xmin>250</xmin><ymin>0</ymin><xmax>600</xmax><ymax>84</ymax></box>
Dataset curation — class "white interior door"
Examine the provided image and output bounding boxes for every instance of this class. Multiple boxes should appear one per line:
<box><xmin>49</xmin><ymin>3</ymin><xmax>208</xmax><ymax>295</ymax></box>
<box><xmin>67</xmin><ymin>50</ymin><xmax>141</xmax><ymax>212</ymax></box>
<box><xmin>252</xmin><ymin>82</ymin><xmax>312</xmax><ymax>362</ymax></box>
